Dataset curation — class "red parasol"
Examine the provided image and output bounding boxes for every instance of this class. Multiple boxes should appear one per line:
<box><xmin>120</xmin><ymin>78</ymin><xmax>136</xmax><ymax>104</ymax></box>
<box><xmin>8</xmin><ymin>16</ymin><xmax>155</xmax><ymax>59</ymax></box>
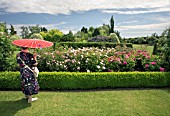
<box><xmin>12</xmin><ymin>39</ymin><xmax>53</xmax><ymax>48</ymax></box>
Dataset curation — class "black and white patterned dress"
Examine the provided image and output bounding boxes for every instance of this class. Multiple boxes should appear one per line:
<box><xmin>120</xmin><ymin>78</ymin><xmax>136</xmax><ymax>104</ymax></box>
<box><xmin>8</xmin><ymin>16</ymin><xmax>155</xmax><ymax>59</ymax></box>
<box><xmin>16</xmin><ymin>52</ymin><xmax>39</xmax><ymax>95</ymax></box>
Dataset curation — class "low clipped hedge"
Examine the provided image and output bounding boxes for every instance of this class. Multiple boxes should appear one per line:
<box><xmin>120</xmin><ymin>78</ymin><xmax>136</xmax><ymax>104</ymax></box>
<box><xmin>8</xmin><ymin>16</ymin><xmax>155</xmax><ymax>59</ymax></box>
<box><xmin>0</xmin><ymin>72</ymin><xmax>169</xmax><ymax>90</ymax></box>
<box><xmin>57</xmin><ymin>42</ymin><xmax>133</xmax><ymax>48</ymax></box>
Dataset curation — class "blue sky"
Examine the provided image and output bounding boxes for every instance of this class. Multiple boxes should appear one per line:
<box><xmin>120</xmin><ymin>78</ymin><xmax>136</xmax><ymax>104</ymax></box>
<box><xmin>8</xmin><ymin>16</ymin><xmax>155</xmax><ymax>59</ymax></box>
<box><xmin>0</xmin><ymin>0</ymin><xmax>170</xmax><ymax>38</ymax></box>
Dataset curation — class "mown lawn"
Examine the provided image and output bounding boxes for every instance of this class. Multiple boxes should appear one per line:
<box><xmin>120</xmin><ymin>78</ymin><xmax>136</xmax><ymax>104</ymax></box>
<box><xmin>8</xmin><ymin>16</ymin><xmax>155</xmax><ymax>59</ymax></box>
<box><xmin>133</xmin><ymin>44</ymin><xmax>154</xmax><ymax>54</ymax></box>
<box><xmin>0</xmin><ymin>89</ymin><xmax>170</xmax><ymax>116</ymax></box>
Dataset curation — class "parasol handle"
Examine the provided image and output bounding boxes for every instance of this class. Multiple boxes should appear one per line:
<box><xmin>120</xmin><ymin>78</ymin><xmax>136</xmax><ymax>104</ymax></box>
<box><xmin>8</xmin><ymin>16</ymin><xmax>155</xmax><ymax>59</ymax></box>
<box><xmin>33</xmin><ymin>49</ymin><xmax>37</xmax><ymax>60</ymax></box>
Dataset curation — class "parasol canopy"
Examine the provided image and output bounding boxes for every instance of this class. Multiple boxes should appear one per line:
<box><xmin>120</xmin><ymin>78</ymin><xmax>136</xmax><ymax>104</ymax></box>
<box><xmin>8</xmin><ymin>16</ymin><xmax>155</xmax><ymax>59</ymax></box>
<box><xmin>12</xmin><ymin>39</ymin><xmax>53</xmax><ymax>48</ymax></box>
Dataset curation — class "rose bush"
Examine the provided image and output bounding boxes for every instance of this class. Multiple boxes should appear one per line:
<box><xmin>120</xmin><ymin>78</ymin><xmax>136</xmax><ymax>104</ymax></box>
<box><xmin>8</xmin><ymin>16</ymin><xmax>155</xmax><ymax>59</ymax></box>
<box><xmin>37</xmin><ymin>47</ymin><xmax>165</xmax><ymax>72</ymax></box>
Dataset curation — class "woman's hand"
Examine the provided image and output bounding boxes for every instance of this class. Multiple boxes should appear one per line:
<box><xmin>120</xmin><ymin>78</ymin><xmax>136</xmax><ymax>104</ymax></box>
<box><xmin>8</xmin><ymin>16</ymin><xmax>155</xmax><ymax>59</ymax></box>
<box><xmin>33</xmin><ymin>53</ymin><xmax>37</xmax><ymax>57</ymax></box>
<box><xmin>33</xmin><ymin>53</ymin><xmax>37</xmax><ymax>60</ymax></box>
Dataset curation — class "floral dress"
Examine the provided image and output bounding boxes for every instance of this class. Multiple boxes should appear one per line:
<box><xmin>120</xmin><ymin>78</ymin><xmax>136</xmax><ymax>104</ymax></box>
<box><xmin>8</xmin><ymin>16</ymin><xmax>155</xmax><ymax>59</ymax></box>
<box><xmin>16</xmin><ymin>52</ymin><xmax>39</xmax><ymax>95</ymax></box>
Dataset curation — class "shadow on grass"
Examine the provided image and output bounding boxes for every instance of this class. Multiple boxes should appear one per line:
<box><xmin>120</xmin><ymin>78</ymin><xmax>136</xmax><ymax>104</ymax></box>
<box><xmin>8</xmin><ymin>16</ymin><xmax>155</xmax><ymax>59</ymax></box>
<box><xmin>0</xmin><ymin>98</ymin><xmax>31</xmax><ymax>116</ymax></box>
<box><xmin>41</xmin><ymin>87</ymin><xmax>170</xmax><ymax>92</ymax></box>
<box><xmin>164</xmin><ymin>87</ymin><xmax>170</xmax><ymax>93</ymax></box>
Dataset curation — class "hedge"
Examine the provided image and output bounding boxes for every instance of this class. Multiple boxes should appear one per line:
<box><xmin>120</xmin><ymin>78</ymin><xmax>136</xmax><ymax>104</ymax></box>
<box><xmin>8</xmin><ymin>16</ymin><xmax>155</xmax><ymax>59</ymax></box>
<box><xmin>56</xmin><ymin>42</ymin><xmax>133</xmax><ymax>48</ymax></box>
<box><xmin>0</xmin><ymin>72</ymin><xmax>169</xmax><ymax>90</ymax></box>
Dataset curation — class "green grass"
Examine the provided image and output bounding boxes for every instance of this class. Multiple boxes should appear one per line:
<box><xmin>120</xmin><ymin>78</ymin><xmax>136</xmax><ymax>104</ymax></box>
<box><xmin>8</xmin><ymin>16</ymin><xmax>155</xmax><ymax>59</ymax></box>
<box><xmin>0</xmin><ymin>89</ymin><xmax>170</xmax><ymax>116</ymax></box>
<box><xmin>133</xmin><ymin>44</ymin><xmax>154</xmax><ymax>54</ymax></box>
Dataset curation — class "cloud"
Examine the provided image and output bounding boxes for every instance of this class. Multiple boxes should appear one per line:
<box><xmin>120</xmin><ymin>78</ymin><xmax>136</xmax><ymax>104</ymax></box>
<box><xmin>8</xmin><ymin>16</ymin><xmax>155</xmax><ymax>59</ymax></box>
<box><xmin>117</xmin><ymin>21</ymin><xmax>139</xmax><ymax>25</ymax></box>
<box><xmin>117</xmin><ymin>22</ymin><xmax>169</xmax><ymax>30</ymax></box>
<box><xmin>10</xmin><ymin>22</ymin><xmax>66</xmax><ymax>29</ymax></box>
<box><xmin>0</xmin><ymin>0</ymin><xmax>169</xmax><ymax>15</ymax></box>
<box><xmin>102</xmin><ymin>6</ymin><xmax>170</xmax><ymax>14</ymax></box>
<box><xmin>60</xmin><ymin>26</ymin><xmax>79</xmax><ymax>34</ymax></box>
<box><xmin>116</xmin><ymin>22</ymin><xmax>170</xmax><ymax>37</ymax></box>
<box><xmin>2</xmin><ymin>0</ymin><xmax>169</xmax><ymax>38</ymax></box>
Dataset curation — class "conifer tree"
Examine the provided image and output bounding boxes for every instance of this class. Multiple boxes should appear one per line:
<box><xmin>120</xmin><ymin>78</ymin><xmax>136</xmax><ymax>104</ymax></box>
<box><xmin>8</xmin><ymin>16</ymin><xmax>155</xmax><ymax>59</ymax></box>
<box><xmin>109</xmin><ymin>15</ymin><xmax>114</xmax><ymax>34</ymax></box>
<box><xmin>10</xmin><ymin>24</ymin><xmax>15</xmax><ymax>35</ymax></box>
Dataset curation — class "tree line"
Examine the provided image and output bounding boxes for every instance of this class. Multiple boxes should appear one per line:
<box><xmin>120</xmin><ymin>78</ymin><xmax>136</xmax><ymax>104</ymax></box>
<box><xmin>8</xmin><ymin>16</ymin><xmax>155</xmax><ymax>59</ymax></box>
<box><xmin>0</xmin><ymin>16</ymin><xmax>121</xmax><ymax>43</ymax></box>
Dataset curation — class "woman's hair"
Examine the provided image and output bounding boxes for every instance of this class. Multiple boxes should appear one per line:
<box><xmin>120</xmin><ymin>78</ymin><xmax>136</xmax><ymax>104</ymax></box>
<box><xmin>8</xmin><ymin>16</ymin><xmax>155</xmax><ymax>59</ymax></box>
<box><xmin>21</xmin><ymin>47</ymin><xmax>28</xmax><ymax>50</ymax></box>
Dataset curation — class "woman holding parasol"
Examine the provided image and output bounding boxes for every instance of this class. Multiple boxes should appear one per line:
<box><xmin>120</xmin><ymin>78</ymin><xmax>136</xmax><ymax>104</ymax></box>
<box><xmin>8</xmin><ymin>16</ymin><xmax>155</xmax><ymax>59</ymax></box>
<box><xmin>12</xmin><ymin>38</ymin><xmax>53</xmax><ymax>103</ymax></box>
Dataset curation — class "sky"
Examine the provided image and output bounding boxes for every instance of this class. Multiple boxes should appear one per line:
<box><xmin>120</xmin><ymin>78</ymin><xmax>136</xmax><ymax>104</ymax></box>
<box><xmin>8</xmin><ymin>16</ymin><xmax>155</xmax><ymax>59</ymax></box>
<box><xmin>0</xmin><ymin>0</ymin><xmax>170</xmax><ymax>38</ymax></box>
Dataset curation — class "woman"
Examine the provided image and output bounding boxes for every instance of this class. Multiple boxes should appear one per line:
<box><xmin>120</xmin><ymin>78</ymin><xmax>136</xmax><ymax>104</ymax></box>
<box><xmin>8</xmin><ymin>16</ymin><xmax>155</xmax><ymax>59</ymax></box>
<box><xmin>16</xmin><ymin>47</ymin><xmax>39</xmax><ymax>103</ymax></box>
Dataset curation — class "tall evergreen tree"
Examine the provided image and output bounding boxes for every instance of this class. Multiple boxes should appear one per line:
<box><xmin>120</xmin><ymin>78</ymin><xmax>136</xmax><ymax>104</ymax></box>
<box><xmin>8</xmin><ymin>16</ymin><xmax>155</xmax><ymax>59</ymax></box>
<box><xmin>109</xmin><ymin>15</ymin><xmax>114</xmax><ymax>34</ymax></box>
<box><xmin>10</xmin><ymin>24</ymin><xmax>15</xmax><ymax>35</ymax></box>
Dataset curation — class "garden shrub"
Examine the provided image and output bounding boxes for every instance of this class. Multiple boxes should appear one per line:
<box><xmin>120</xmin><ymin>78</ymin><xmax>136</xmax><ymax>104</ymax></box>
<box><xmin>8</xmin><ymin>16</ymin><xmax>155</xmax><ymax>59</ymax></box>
<box><xmin>110</xmin><ymin>33</ymin><xmax>120</xmax><ymax>44</ymax></box>
<box><xmin>0</xmin><ymin>72</ymin><xmax>20</xmax><ymax>89</ymax></box>
<box><xmin>88</xmin><ymin>35</ymin><xmax>112</xmax><ymax>42</ymax></box>
<box><xmin>162</xmin><ymin>28</ymin><xmax>170</xmax><ymax>71</ymax></box>
<box><xmin>0</xmin><ymin>72</ymin><xmax>169</xmax><ymax>90</ymax></box>
<box><xmin>30</xmin><ymin>33</ymin><xmax>44</xmax><ymax>39</ymax></box>
<box><xmin>57</xmin><ymin>42</ymin><xmax>133</xmax><ymax>49</ymax></box>
<box><xmin>0</xmin><ymin>37</ymin><xmax>16</xmax><ymax>71</ymax></box>
<box><xmin>37</xmin><ymin>47</ymin><xmax>165</xmax><ymax>72</ymax></box>
<box><xmin>9</xmin><ymin>34</ymin><xmax>21</xmax><ymax>41</ymax></box>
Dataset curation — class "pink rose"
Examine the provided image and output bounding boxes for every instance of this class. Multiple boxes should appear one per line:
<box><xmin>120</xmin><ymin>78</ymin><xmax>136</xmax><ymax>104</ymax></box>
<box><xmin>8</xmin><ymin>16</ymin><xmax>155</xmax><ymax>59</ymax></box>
<box><xmin>132</xmin><ymin>58</ymin><xmax>136</xmax><ymax>61</ymax></box>
<box><xmin>145</xmin><ymin>64</ymin><xmax>149</xmax><ymax>68</ymax></box>
<box><xmin>151</xmin><ymin>62</ymin><xmax>156</xmax><ymax>65</ymax></box>
<box><xmin>108</xmin><ymin>69</ymin><xmax>112</xmax><ymax>72</ymax></box>
<box><xmin>125</xmin><ymin>55</ymin><xmax>129</xmax><ymax>59</ymax></box>
<box><xmin>123</xmin><ymin>61</ymin><xmax>127</xmax><ymax>65</ymax></box>
<box><xmin>116</xmin><ymin>58</ymin><xmax>121</xmax><ymax>62</ymax></box>
<box><xmin>160</xmin><ymin>67</ymin><xmax>165</xmax><ymax>72</ymax></box>
<box><xmin>138</xmin><ymin>50</ymin><xmax>142</xmax><ymax>52</ymax></box>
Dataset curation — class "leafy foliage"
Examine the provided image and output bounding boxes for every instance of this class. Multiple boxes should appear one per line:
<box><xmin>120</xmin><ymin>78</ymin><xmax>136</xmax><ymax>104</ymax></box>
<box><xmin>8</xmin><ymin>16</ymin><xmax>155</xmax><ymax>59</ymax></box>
<box><xmin>57</xmin><ymin>42</ymin><xmax>132</xmax><ymax>49</ymax></box>
<box><xmin>162</xmin><ymin>27</ymin><xmax>170</xmax><ymax>71</ymax></box>
<box><xmin>20</xmin><ymin>26</ymin><xmax>29</xmax><ymax>38</ymax></box>
<box><xmin>30</xmin><ymin>33</ymin><xmax>43</xmax><ymax>39</ymax></box>
<box><xmin>0</xmin><ymin>37</ymin><xmax>16</xmax><ymax>71</ymax></box>
<box><xmin>9</xmin><ymin>35</ymin><xmax>21</xmax><ymax>41</ymax></box>
<box><xmin>92</xmin><ymin>28</ymin><xmax>100</xmax><ymax>37</ymax></box>
<box><xmin>0</xmin><ymin>22</ymin><xmax>8</xmax><ymax>33</ymax></box>
<box><xmin>42</xmin><ymin>29</ymin><xmax>63</xmax><ymax>42</ymax></box>
<box><xmin>61</xmin><ymin>30</ymin><xmax>74</xmax><ymax>42</ymax></box>
<box><xmin>29</xmin><ymin>24</ymin><xmax>41</xmax><ymax>35</ymax></box>
<box><xmin>0</xmin><ymin>72</ymin><xmax>169</xmax><ymax>90</ymax></box>
<box><xmin>40</xmin><ymin>27</ymin><xmax>48</xmax><ymax>32</ymax></box>
<box><xmin>110</xmin><ymin>33</ymin><xmax>120</xmax><ymax>44</ymax></box>
<box><xmin>37</xmin><ymin>47</ymin><xmax>163</xmax><ymax>72</ymax></box>
<box><xmin>20</xmin><ymin>25</ymin><xmax>47</xmax><ymax>39</ymax></box>
<box><xmin>81</xmin><ymin>26</ymin><xmax>88</xmax><ymax>33</ymax></box>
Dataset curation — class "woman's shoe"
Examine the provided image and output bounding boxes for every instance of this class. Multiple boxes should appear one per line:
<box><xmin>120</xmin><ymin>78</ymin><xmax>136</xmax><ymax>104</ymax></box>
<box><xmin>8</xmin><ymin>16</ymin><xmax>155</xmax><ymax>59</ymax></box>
<box><xmin>28</xmin><ymin>97</ymin><xmax>38</xmax><ymax>103</ymax></box>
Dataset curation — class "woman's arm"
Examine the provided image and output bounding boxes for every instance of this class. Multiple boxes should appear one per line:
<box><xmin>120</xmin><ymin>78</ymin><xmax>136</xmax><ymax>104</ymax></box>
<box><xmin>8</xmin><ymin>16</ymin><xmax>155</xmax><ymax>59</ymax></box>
<box><xmin>16</xmin><ymin>53</ymin><xmax>25</xmax><ymax>68</ymax></box>
<box><xmin>30</xmin><ymin>53</ymin><xmax>38</xmax><ymax>66</ymax></box>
